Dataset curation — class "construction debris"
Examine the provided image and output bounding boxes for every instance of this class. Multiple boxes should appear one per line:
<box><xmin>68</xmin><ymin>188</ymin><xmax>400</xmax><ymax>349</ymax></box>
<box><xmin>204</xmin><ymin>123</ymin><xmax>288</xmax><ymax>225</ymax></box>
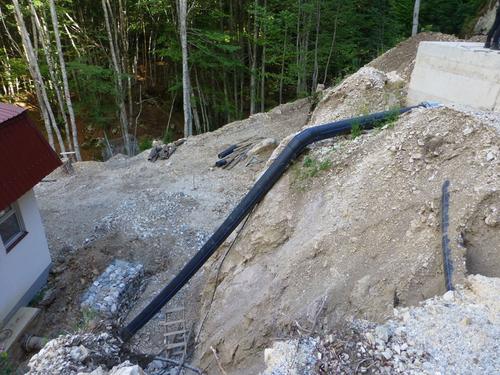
<box><xmin>27</xmin><ymin>333</ymin><xmax>123</xmax><ymax>374</ymax></box>
<box><xmin>215</xmin><ymin>137</ymin><xmax>277</xmax><ymax>169</ymax></box>
<box><xmin>148</xmin><ymin>139</ymin><xmax>186</xmax><ymax>163</ymax></box>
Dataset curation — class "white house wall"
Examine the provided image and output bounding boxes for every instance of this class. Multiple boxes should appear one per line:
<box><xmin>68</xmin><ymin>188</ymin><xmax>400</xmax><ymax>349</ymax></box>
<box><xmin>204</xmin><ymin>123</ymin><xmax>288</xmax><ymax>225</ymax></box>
<box><xmin>0</xmin><ymin>190</ymin><xmax>52</xmax><ymax>326</ymax></box>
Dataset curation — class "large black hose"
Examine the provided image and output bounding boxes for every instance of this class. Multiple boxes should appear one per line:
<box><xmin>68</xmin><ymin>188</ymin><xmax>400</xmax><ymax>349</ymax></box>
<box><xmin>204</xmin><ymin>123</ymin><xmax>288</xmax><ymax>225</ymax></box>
<box><xmin>441</xmin><ymin>180</ymin><xmax>454</xmax><ymax>291</ymax></box>
<box><xmin>121</xmin><ymin>103</ymin><xmax>435</xmax><ymax>340</ymax></box>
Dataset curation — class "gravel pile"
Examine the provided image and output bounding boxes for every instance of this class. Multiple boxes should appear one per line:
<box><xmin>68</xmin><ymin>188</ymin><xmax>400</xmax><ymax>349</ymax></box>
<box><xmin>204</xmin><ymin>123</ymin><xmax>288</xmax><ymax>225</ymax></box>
<box><xmin>81</xmin><ymin>260</ymin><xmax>145</xmax><ymax>319</ymax></box>
<box><xmin>262</xmin><ymin>338</ymin><xmax>318</xmax><ymax>375</ymax></box>
<box><xmin>27</xmin><ymin>333</ymin><xmax>123</xmax><ymax>375</ymax></box>
<box><xmin>261</xmin><ymin>276</ymin><xmax>499</xmax><ymax>375</ymax></box>
<box><xmin>316</xmin><ymin>275</ymin><xmax>500</xmax><ymax>374</ymax></box>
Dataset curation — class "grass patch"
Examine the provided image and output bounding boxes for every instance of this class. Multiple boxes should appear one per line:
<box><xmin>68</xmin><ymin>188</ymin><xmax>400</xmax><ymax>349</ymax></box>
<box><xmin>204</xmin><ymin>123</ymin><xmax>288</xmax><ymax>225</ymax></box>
<box><xmin>351</xmin><ymin>122</ymin><xmax>362</xmax><ymax>139</ymax></box>
<box><xmin>291</xmin><ymin>155</ymin><xmax>333</xmax><ymax>191</ymax></box>
<box><xmin>74</xmin><ymin>308</ymin><xmax>100</xmax><ymax>332</ymax></box>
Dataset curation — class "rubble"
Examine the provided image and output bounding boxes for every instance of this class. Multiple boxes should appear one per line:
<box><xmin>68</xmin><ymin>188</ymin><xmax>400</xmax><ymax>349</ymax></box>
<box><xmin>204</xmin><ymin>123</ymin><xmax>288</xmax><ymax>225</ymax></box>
<box><xmin>27</xmin><ymin>333</ymin><xmax>123</xmax><ymax>375</ymax></box>
<box><xmin>81</xmin><ymin>260</ymin><xmax>145</xmax><ymax>319</ymax></box>
<box><xmin>261</xmin><ymin>338</ymin><xmax>318</xmax><ymax>375</ymax></box>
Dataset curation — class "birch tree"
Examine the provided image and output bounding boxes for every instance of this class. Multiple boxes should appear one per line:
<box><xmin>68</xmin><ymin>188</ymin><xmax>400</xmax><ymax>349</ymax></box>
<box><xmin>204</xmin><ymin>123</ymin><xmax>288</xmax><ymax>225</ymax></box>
<box><xmin>412</xmin><ymin>0</ymin><xmax>421</xmax><ymax>36</ymax></box>
<box><xmin>102</xmin><ymin>0</ymin><xmax>131</xmax><ymax>155</ymax></box>
<box><xmin>12</xmin><ymin>0</ymin><xmax>66</xmax><ymax>154</ymax></box>
<box><xmin>178</xmin><ymin>0</ymin><xmax>192</xmax><ymax>137</ymax></box>
<box><xmin>49</xmin><ymin>0</ymin><xmax>82</xmax><ymax>161</ymax></box>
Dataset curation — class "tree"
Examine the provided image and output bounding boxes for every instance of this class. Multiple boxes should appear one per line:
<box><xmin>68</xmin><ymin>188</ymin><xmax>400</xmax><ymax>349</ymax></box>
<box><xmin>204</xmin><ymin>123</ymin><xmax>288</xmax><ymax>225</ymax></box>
<box><xmin>178</xmin><ymin>0</ymin><xmax>193</xmax><ymax>137</ymax></box>
<box><xmin>412</xmin><ymin>0</ymin><xmax>421</xmax><ymax>36</ymax></box>
<box><xmin>12</xmin><ymin>0</ymin><xmax>66</xmax><ymax>154</ymax></box>
<box><xmin>49</xmin><ymin>0</ymin><xmax>82</xmax><ymax>161</ymax></box>
<box><xmin>102</xmin><ymin>0</ymin><xmax>132</xmax><ymax>155</ymax></box>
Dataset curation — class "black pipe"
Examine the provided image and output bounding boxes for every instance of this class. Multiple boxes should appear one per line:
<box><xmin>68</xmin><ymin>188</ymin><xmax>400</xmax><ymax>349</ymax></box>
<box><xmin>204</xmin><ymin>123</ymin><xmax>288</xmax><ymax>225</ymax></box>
<box><xmin>441</xmin><ymin>180</ymin><xmax>454</xmax><ymax>291</ymax></box>
<box><xmin>218</xmin><ymin>145</ymin><xmax>237</xmax><ymax>159</ymax></box>
<box><xmin>121</xmin><ymin>103</ymin><xmax>435</xmax><ymax>340</ymax></box>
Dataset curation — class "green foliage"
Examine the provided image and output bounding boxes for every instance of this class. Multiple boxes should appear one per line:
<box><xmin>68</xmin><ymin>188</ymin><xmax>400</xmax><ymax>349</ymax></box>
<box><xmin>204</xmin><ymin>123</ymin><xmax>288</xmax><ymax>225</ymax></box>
<box><xmin>351</xmin><ymin>122</ymin><xmax>363</xmax><ymax>139</ymax></box>
<box><xmin>0</xmin><ymin>0</ymin><xmax>486</xmax><ymax>152</ymax></box>
<box><xmin>0</xmin><ymin>352</ymin><xmax>13</xmax><ymax>375</ymax></box>
<box><xmin>75</xmin><ymin>308</ymin><xmax>99</xmax><ymax>332</ymax></box>
<box><xmin>292</xmin><ymin>155</ymin><xmax>333</xmax><ymax>190</ymax></box>
<box><xmin>163</xmin><ymin>128</ymin><xmax>174</xmax><ymax>145</ymax></box>
<box><xmin>139</xmin><ymin>137</ymin><xmax>153</xmax><ymax>152</ymax></box>
<box><xmin>374</xmin><ymin>107</ymin><xmax>401</xmax><ymax>129</ymax></box>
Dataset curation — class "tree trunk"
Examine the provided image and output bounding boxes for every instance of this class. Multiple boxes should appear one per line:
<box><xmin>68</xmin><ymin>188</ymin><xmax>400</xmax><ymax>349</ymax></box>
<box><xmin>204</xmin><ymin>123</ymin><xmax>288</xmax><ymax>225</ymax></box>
<box><xmin>260</xmin><ymin>0</ymin><xmax>267</xmax><ymax>113</ymax></box>
<box><xmin>102</xmin><ymin>0</ymin><xmax>131</xmax><ymax>155</ymax></box>
<box><xmin>29</xmin><ymin>0</ymin><xmax>72</xmax><ymax>151</ymax></box>
<box><xmin>311</xmin><ymin>0</ymin><xmax>321</xmax><ymax>93</ymax></box>
<box><xmin>279</xmin><ymin>22</ymin><xmax>288</xmax><ymax>105</ymax></box>
<box><xmin>323</xmin><ymin>14</ymin><xmax>338</xmax><ymax>85</ymax></box>
<box><xmin>412</xmin><ymin>0</ymin><xmax>421</xmax><ymax>36</ymax></box>
<box><xmin>178</xmin><ymin>0</ymin><xmax>193</xmax><ymax>137</ymax></box>
<box><xmin>250</xmin><ymin>0</ymin><xmax>258</xmax><ymax>115</ymax></box>
<box><xmin>12</xmin><ymin>0</ymin><xmax>67</xmax><ymax>153</ymax></box>
<box><xmin>49</xmin><ymin>0</ymin><xmax>82</xmax><ymax>161</ymax></box>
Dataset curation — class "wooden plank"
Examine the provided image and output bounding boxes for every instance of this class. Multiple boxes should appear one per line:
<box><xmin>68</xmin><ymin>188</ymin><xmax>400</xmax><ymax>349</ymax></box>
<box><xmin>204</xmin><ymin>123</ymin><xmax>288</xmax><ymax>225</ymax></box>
<box><xmin>159</xmin><ymin>319</ymin><xmax>185</xmax><ymax>326</ymax></box>
<box><xmin>164</xmin><ymin>330</ymin><xmax>186</xmax><ymax>337</ymax></box>
<box><xmin>165</xmin><ymin>342</ymin><xmax>186</xmax><ymax>350</ymax></box>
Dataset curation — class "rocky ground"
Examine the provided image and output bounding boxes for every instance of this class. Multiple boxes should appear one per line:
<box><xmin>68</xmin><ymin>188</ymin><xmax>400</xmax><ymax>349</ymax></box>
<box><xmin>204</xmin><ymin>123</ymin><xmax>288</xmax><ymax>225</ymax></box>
<box><xmin>262</xmin><ymin>275</ymin><xmax>500</xmax><ymax>375</ymax></box>
<box><xmin>31</xmin><ymin>98</ymin><xmax>310</xmax><ymax>357</ymax></box>
<box><xmin>21</xmin><ymin>32</ymin><xmax>500</xmax><ymax>375</ymax></box>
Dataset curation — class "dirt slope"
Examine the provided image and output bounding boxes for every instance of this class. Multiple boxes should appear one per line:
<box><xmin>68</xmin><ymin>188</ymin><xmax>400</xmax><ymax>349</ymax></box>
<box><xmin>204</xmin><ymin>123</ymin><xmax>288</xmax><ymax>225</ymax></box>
<box><xmin>30</xmin><ymin>33</ymin><xmax>500</xmax><ymax>375</ymax></box>
<box><xmin>33</xmin><ymin>98</ymin><xmax>311</xmax><ymax>352</ymax></box>
<box><xmin>367</xmin><ymin>32</ymin><xmax>460</xmax><ymax>82</ymax></box>
<box><xmin>194</xmin><ymin>104</ymin><xmax>499</xmax><ymax>373</ymax></box>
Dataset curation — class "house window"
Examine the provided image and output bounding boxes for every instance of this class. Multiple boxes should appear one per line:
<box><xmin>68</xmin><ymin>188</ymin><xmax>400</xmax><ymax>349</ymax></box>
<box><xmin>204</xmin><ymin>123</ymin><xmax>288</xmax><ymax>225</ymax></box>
<box><xmin>0</xmin><ymin>204</ymin><xmax>26</xmax><ymax>252</ymax></box>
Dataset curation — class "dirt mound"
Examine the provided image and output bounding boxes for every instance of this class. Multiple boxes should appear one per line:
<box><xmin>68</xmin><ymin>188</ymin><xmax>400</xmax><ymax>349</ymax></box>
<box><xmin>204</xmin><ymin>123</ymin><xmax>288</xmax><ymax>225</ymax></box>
<box><xmin>309</xmin><ymin>67</ymin><xmax>406</xmax><ymax>126</ymax></box>
<box><xmin>367</xmin><ymin>32</ymin><xmax>460</xmax><ymax>81</ymax></box>
<box><xmin>34</xmin><ymin>98</ymin><xmax>311</xmax><ymax>353</ymax></box>
<box><xmin>193</xmin><ymin>106</ymin><xmax>499</xmax><ymax>374</ymax></box>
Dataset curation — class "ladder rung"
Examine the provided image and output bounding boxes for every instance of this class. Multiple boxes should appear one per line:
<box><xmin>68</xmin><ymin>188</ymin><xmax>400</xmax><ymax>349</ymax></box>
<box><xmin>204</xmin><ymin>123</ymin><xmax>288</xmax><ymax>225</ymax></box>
<box><xmin>166</xmin><ymin>342</ymin><xmax>186</xmax><ymax>350</ymax></box>
<box><xmin>164</xmin><ymin>330</ymin><xmax>186</xmax><ymax>337</ymax></box>
<box><xmin>159</xmin><ymin>320</ymin><xmax>185</xmax><ymax>326</ymax></box>
<box><xmin>165</xmin><ymin>307</ymin><xmax>184</xmax><ymax>313</ymax></box>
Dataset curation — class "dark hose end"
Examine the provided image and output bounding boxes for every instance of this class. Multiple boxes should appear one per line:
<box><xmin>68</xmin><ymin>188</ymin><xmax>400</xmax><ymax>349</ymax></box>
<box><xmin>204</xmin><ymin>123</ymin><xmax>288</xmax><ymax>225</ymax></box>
<box><xmin>120</xmin><ymin>327</ymin><xmax>133</xmax><ymax>342</ymax></box>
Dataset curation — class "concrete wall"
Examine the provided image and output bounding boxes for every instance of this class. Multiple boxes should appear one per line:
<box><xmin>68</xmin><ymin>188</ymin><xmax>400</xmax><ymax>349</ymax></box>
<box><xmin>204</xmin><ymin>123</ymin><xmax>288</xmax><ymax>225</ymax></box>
<box><xmin>0</xmin><ymin>190</ymin><xmax>52</xmax><ymax>326</ymax></box>
<box><xmin>408</xmin><ymin>42</ymin><xmax>500</xmax><ymax>111</ymax></box>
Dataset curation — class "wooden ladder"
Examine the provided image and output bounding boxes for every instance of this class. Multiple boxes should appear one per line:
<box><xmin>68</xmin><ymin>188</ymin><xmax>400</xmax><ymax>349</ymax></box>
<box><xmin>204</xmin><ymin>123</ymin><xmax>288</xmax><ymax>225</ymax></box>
<box><xmin>160</xmin><ymin>306</ymin><xmax>188</xmax><ymax>364</ymax></box>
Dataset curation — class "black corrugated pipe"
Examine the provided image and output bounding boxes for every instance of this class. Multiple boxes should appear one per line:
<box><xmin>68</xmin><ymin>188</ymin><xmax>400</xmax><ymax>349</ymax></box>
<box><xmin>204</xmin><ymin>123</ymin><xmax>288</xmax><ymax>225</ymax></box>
<box><xmin>121</xmin><ymin>102</ymin><xmax>438</xmax><ymax>340</ymax></box>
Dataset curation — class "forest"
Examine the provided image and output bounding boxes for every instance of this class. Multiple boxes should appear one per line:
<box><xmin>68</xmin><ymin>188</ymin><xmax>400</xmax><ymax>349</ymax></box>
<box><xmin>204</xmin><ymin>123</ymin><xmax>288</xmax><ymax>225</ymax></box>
<box><xmin>0</xmin><ymin>0</ymin><xmax>488</xmax><ymax>160</ymax></box>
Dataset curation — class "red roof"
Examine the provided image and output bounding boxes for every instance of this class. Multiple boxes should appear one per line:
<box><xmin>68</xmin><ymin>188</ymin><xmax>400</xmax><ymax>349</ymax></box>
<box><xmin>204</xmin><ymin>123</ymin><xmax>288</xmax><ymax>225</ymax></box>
<box><xmin>0</xmin><ymin>104</ymin><xmax>62</xmax><ymax>210</ymax></box>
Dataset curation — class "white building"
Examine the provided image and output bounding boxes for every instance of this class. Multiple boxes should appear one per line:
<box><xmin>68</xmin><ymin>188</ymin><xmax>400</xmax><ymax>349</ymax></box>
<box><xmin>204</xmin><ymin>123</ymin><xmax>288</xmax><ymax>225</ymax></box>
<box><xmin>0</xmin><ymin>103</ymin><xmax>61</xmax><ymax>327</ymax></box>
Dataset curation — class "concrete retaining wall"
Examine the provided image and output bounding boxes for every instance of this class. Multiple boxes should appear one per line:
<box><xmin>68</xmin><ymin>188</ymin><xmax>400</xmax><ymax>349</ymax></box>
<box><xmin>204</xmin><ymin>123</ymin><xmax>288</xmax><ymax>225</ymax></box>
<box><xmin>408</xmin><ymin>42</ymin><xmax>500</xmax><ymax>112</ymax></box>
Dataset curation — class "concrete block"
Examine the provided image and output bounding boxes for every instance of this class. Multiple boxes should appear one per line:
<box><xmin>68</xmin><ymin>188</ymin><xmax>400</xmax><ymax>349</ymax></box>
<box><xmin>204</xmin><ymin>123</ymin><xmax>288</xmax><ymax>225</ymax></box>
<box><xmin>0</xmin><ymin>307</ymin><xmax>40</xmax><ymax>353</ymax></box>
<box><xmin>408</xmin><ymin>42</ymin><xmax>500</xmax><ymax>112</ymax></box>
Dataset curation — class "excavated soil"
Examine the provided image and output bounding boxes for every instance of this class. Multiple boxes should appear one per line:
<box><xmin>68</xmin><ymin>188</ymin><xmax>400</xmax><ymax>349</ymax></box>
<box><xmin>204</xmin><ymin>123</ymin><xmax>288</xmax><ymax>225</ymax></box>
<box><xmin>28</xmin><ymin>33</ymin><xmax>500</xmax><ymax>375</ymax></box>
<box><xmin>367</xmin><ymin>32</ymin><xmax>460</xmax><ymax>81</ymax></box>
<box><xmin>194</xmin><ymin>105</ymin><xmax>499</xmax><ymax>374</ymax></box>
<box><xmin>33</xmin><ymin>98</ymin><xmax>311</xmax><ymax>353</ymax></box>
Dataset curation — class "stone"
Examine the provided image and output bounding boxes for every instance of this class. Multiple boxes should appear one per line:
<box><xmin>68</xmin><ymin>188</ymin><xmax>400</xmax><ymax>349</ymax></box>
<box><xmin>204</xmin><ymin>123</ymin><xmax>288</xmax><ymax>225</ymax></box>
<box><xmin>486</xmin><ymin>152</ymin><xmax>495</xmax><ymax>162</ymax></box>
<box><xmin>375</xmin><ymin>326</ymin><xmax>390</xmax><ymax>343</ymax></box>
<box><xmin>70</xmin><ymin>345</ymin><xmax>90</xmax><ymax>363</ymax></box>
<box><xmin>81</xmin><ymin>260</ymin><xmax>145</xmax><ymax>319</ymax></box>
<box><xmin>443</xmin><ymin>291</ymin><xmax>455</xmax><ymax>302</ymax></box>
<box><xmin>109</xmin><ymin>364</ymin><xmax>145</xmax><ymax>375</ymax></box>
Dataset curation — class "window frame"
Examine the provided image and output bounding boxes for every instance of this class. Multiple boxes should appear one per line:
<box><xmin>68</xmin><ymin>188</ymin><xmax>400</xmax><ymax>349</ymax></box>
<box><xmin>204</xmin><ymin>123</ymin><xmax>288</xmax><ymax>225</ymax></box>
<box><xmin>0</xmin><ymin>203</ymin><xmax>27</xmax><ymax>253</ymax></box>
